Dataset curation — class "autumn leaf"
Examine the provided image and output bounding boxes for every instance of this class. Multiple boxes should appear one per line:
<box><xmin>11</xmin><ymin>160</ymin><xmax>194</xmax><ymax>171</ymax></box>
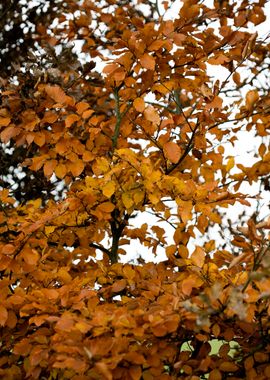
<box><xmin>1</xmin><ymin>2</ymin><xmax>270</xmax><ymax>378</ymax></box>
<box><xmin>226</xmin><ymin>157</ymin><xmax>234</xmax><ymax>172</ymax></box>
<box><xmin>133</xmin><ymin>98</ymin><xmax>145</xmax><ymax>113</ymax></box>
<box><xmin>65</xmin><ymin>114</ymin><xmax>81</xmax><ymax>128</ymax></box>
<box><xmin>190</xmin><ymin>246</ymin><xmax>205</xmax><ymax>268</ymax></box>
<box><xmin>140</xmin><ymin>53</ymin><xmax>156</xmax><ymax>70</ymax></box>
<box><xmin>43</xmin><ymin>159</ymin><xmax>57</xmax><ymax>177</ymax></box>
<box><xmin>245</xmin><ymin>89</ymin><xmax>259</xmax><ymax>110</ymax></box>
<box><xmin>163</xmin><ymin>141</ymin><xmax>181</xmax><ymax>163</ymax></box>
<box><xmin>102</xmin><ymin>181</ymin><xmax>116</xmax><ymax>198</ymax></box>
<box><xmin>144</xmin><ymin>106</ymin><xmax>160</xmax><ymax>124</ymax></box>
<box><xmin>0</xmin><ymin>125</ymin><xmax>20</xmax><ymax>143</ymax></box>
<box><xmin>45</xmin><ymin>85</ymin><xmax>74</xmax><ymax>105</ymax></box>
<box><xmin>0</xmin><ymin>117</ymin><xmax>11</xmax><ymax>127</ymax></box>
<box><xmin>67</xmin><ymin>160</ymin><xmax>85</xmax><ymax>177</ymax></box>
<box><xmin>205</xmin><ymin>96</ymin><xmax>223</xmax><ymax>110</ymax></box>
<box><xmin>0</xmin><ymin>305</ymin><xmax>8</xmax><ymax>326</ymax></box>
<box><xmin>22</xmin><ymin>248</ymin><xmax>40</xmax><ymax>266</ymax></box>
<box><xmin>76</xmin><ymin>101</ymin><xmax>90</xmax><ymax>115</ymax></box>
<box><xmin>97</xmin><ymin>202</ymin><xmax>115</xmax><ymax>213</ymax></box>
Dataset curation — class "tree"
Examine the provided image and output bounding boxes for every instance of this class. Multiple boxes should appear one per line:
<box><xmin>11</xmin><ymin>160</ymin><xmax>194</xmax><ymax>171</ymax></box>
<box><xmin>1</xmin><ymin>0</ymin><xmax>270</xmax><ymax>378</ymax></box>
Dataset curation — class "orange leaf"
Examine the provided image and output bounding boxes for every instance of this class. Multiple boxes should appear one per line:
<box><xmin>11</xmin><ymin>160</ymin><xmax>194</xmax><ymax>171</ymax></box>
<box><xmin>45</xmin><ymin>85</ymin><xmax>74</xmax><ymax>106</ymax></box>
<box><xmin>13</xmin><ymin>339</ymin><xmax>32</xmax><ymax>356</ymax></box>
<box><xmin>0</xmin><ymin>117</ymin><xmax>11</xmax><ymax>127</ymax></box>
<box><xmin>43</xmin><ymin>159</ymin><xmax>57</xmax><ymax>178</ymax></box>
<box><xmin>65</xmin><ymin>114</ymin><xmax>80</xmax><ymax>128</ymax></box>
<box><xmin>55</xmin><ymin>163</ymin><xmax>67</xmax><ymax>179</ymax></box>
<box><xmin>0</xmin><ymin>305</ymin><xmax>8</xmax><ymax>326</ymax></box>
<box><xmin>133</xmin><ymin>98</ymin><xmax>145</xmax><ymax>113</ymax></box>
<box><xmin>181</xmin><ymin>276</ymin><xmax>196</xmax><ymax>296</ymax></box>
<box><xmin>148</xmin><ymin>40</ymin><xmax>164</xmax><ymax>51</ymax></box>
<box><xmin>98</xmin><ymin>202</ymin><xmax>115</xmax><ymax>213</ymax></box>
<box><xmin>76</xmin><ymin>102</ymin><xmax>90</xmax><ymax>115</ymax></box>
<box><xmin>102</xmin><ymin>182</ymin><xmax>116</xmax><ymax>198</ymax></box>
<box><xmin>208</xmin><ymin>54</ymin><xmax>230</xmax><ymax>65</ymax></box>
<box><xmin>246</xmin><ymin>89</ymin><xmax>259</xmax><ymax>111</ymax></box>
<box><xmin>129</xmin><ymin>366</ymin><xmax>142</xmax><ymax>380</ymax></box>
<box><xmin>1</xmin><ymin>244</ymin><xmax>16</xmax><ymax>255</ymax></box>
<box><xmin>34</xmin><ymin>132</ymin><xmax>46</xmax><ymax>147</ymax></box>
<box><xmin>144</xmin><ymin>106</ymin><xmax>160</xmax><ymax>124</ymax></box>
<box><xmin>22</xmin><ymin>248</ymin><xmax>40</xmax><ymax>266</ymax></box>
<box><xmin>82</xmin><ymin>109</ymin><xmax>95</xmax><ymax>119</ymax></box>
<box><xmin>163</xmin><ymin>141</ymin><xmax>181</xmax><ymax>163</ymax></box>
<box><xmin>140</xmin><ymin>53</ymin><xmax>156</xmax><ymax>70</ymax></box>
<box><xmin>219</xmin><ymin>362</ymin><xmax>238</xmax><ymax>372</ymax></box>
<box><xmin>190</xmin><ymin>246</ymin><xmax>205</xmax><ymax>268</ymax></box>
<box><xmin>41</xmin><ymin>111</ymin><xmax>58</xmax><ymax>124</ymax></box>
<box><xmin>112</xmin><ymin>279</ymin><xmax>126</xmax><ymax>292</ymax></box>
<box><xmin>68</xmin><ymin>160</ymin><xmax>85</xmax><ymax>177</ymax></box>
<box><xmin>0</xmin><ymin>126</ymin><xmax>20</xmax><ymax>143</ymax></box>
<box><xmin>209</xmin><ymin>369</ymin><xmax>222</xmax><ymax>380</ymax></box>
<box><xmin>205</xmin><ymin>96</ymin><xmax>223</xmax><ymax>110</ymax></box>
<box><xmin>232</xmin><ymin>72</ymin><xmax>241</xmax><ymax>85</ymax></box>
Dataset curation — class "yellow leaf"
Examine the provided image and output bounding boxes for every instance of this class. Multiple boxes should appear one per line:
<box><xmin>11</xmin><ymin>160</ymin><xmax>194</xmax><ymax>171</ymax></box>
<box><xmin>133</xmin><ymin>190</ymin><xmax>144</xmax><ymax>206</ymax></box>
<box><xmin>45</xmin><ymin>226</ymin><xmax>56</xmax><ymax>235</ymax></box>
<box><xmin>163</xmin><ymin>141</ymin><xmax>181</xmax><ymax>164</ymax></box>
<box><xmin>133</xmin><ymin>97</ymin><xmax>145</xmax><ymax>113</ymax></box>
<box><xmin>122</xmin><ymin>193</ymin><xmax>134</xmax><ymax>209</ymax></box>
<box><xmin>140</xmin><ymin>53</ymin><xmax>156</xmax><ymax>70</ymax></box>
<box><xmin>226</xmin><ymin>157</ymin><xmax>234</xmax><ymax>172</ymax></box>
<box><xmin>102</xmin><ymin>181</ymin><xmax>115</xmax><ymax>198</ymax></box>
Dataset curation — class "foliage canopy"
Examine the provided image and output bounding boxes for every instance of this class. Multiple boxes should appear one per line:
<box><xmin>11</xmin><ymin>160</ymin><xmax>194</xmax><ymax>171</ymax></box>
<box><xmin>1</xmin><ymin>0</ymin><xmax>270</xmax><ymax>379</ymax></box>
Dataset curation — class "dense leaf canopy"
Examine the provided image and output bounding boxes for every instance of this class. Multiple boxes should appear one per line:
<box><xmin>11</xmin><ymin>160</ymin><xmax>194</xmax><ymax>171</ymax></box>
<box><xmin>1</xmin><ymin>0</ymin><xmax>270</xmax><ymax>379</ymax></box>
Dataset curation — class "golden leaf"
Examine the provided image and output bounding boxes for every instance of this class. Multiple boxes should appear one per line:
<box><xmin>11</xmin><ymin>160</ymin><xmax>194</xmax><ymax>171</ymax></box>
<box><xmin>102</xmin><ymin>182</ymin><xmax>116</xmax><ymax>198</ymax></box>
